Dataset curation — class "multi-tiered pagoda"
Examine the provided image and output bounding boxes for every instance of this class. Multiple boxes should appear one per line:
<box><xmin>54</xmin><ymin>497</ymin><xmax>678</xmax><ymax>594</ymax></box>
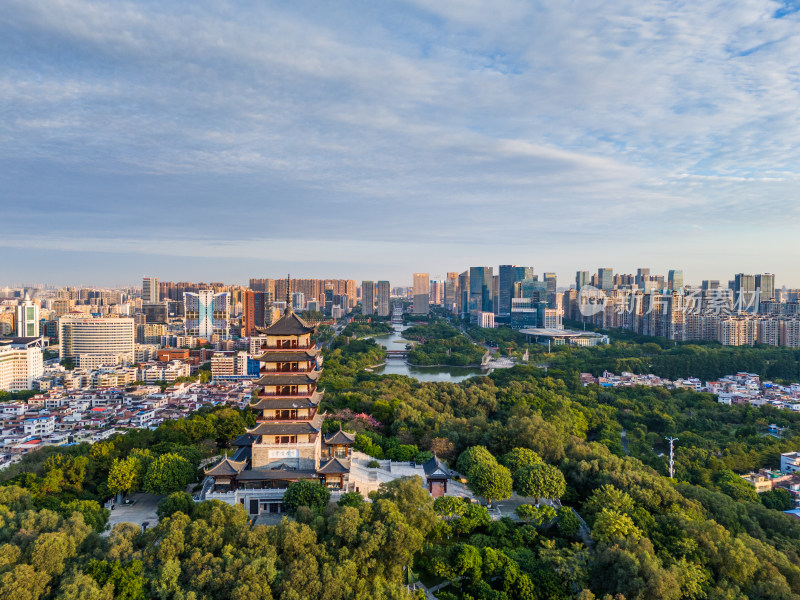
<box><xmin>202</xmin><ymin>284</ymin><xmax>354</xmax><ymax>516</ymax></box>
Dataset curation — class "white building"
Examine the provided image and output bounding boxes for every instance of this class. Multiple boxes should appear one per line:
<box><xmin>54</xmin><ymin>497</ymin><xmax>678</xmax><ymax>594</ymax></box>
<box><xmin>781</xmin><ymin>452</ymin><xmax>800</xmax><ymax>474</ymax></box>
<box><xmin>211</xmin><ymin>351</ymin><xmax>248</xmax><ymax>378</ymax></box>
<box><xmin>477</xmin><ymin>311</ymin><xmax>495</xmax><ymax>328</ymax></box>
<box><xmin>142</xmin><ymin>277</ymin><xmax>159</xmax><ymax>303</ymax></box>
<box><xmin>15</xmin><ymin>297</ymin><xmax>40</xmax><ymax>338</ymax></box>
<box><xmin>0</xmin><ymin>338</ymin><xmax>44</xmax><ymax>391</ymax></box>
<box><xmin>23</xmin><ymin>416</ymin><xmax>55</xmax><ymax>437</ymax></box>
<box><xmin>58</xmin><ymin>315</ymin><xmax>135</xmax><ymax>365</ymax></box>
<box><xmin>76</xmin><ymin>354</ymin><xmax>131</xmax><ymax>370</ymax></box>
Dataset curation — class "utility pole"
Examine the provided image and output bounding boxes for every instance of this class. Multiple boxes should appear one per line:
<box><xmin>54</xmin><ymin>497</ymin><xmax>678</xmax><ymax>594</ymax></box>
<box><xmin>665</xmin><ymin>436</ymin><xmax>678</xmax><ymax>479</ymax></box>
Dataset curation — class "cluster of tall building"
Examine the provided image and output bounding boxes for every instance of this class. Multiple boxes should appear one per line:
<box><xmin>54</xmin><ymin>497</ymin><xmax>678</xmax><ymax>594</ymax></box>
<box><xmin>408</xmin><ymin>266</ymin><xmax>563</xmax><ymax>329</ymax></box>
<box><xmin>568</xmin><ymin>268</ymin><xmax>797</xmax><ymax>347</ymax></box>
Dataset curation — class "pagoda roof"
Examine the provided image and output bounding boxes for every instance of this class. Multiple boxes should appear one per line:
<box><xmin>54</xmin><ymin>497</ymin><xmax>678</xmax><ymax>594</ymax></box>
<box><xmin>324</xmin><ymin>429</ymin><xmax>356</xmax><ymax>445</ymax></box>
<box><xmin>232</xmin><ymin>445</ymin><xmax>251</xmax><ymax>462</ymax></box>
<box><xmin>236</xmin><ymin>468</ymin><xmax>319</xmax><ymax>481</ymax></box>
<box><xmin>254</xmin><ymin>349</ymin><xmax>319</xmax><ymax>362</ymax></box>
<box><xmin>423</xmin><ymin>455</ymin><xmax>450</xmax><ymax>480</ymax></box>
<box><xmin>232</xmin><ymin>433</ymin><xmax>257</xmax><ymax>447</ymax></box>
<box><xmin>248</xmin><ymin>415</ymin><xmax>323</xmax><ymax>437</ymax></box>
<box><xmin>204</xmin><ymin>457</ymin><xmax>247</xmax><ymax>477</ymax></box>
<box><xmin>257</xmin><ymin>310</ymin><xmax>316</xmax><ymax>336</ymax></box>
<box><xmin>255</xmin><ymin>371</ymin><xmax>321</xmax><ymax>386</ymax></box>
<box><xmin>317</xmin><ymin>458</ymin><xmax>350</xmax><ymax>474</ymax></box>
<box><xmin>250</xmin><ymin>390</ymin><xmax>323</xmax><ymax>410</ymax></box>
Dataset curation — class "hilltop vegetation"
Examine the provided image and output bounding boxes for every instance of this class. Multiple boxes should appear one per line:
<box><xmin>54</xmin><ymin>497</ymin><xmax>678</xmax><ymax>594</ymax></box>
<box><xmin>6</xmin><ymin>324</ymin><xmax>800</xmax><ymax>598</ymax></box>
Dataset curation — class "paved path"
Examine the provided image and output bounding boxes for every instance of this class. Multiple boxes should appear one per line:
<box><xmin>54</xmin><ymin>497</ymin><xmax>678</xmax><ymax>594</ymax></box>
<box><xmin>106</xmin><ymin>493</ymin><xmax>161</xmax><ymax>534</ymax></box>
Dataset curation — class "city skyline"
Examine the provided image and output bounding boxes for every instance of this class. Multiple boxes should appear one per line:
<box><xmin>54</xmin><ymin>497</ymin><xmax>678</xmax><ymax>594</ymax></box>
<box><xmin>4</xmin><ymin>1</ymin><xmax>800</xmax><ymax>284</ymax></box>
<box><xmin>2</xmin><ymin>266</ymin><xmax>792</xmax><ymax>291</ymax></box>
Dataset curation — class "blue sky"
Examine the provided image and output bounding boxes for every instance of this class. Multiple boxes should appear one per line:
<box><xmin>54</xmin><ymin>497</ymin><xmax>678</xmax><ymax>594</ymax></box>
<box><xmin>3</xmin><ymin>0</ymin><xmax>800</xmax><ymax>287</ymax></box>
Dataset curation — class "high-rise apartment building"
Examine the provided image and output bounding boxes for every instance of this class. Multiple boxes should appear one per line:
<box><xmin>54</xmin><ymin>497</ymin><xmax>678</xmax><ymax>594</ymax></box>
<box><xmin>15</xmin><ymin>297</ymin><xmax>39</xmax><ymax>338</ymax></box>
<box><xmin>142</xmin><ymin>277</ymin><xmax>159</xmax><ymax>303</ymax></box>
<box><xmin>756</xmin><ymin>273</ymin><xmax>775</xmax><ymax>302</ymax></box>
<box><xmin>0</xmin><ymin>338</ymin><xmax>44</xmax><ymax>391</ymax></box>
<box><xmin>668</xmin><ymin>270</ymin><xmax>684</xmax><ymax>291</ymax></box>
<box><xmin>413</xmin><ymin>273</ymin><xmax>430</xmax><ymax>315</ymax></box>
<box><xmin>598</xmin><ymin>268</ymin><xmax>614</xmax><ymax>291</ymax></box>
<box><xmin>635</xmin><ymin>268</ymin><xmax>650</xmax><ymax>290</ymax></box>
<box><xmin>243</xmin><ymin>290</ymin><xmax>273</xmax><ymax>337</ymax></box>
<box><xmin>376</xmin><ymin>281</ymin><xmax>391</xmax><ymax>317</ymax></box>
<box><xmin>430</xmin><ymin>280</ymin><xmax>444</xmax><ymax>306</ymax></box>
<box><xmin>184</xmin><ymin>290</ymin><xmax>231</xmax><ymax>339</ymax></box>
<box><xmin>362</xmin><ymin>281</ymin><xmax>375</xmax><ymax>315</ymax></box>
<box><xmin>734</xmin><ymin>274</ymin><xmax>757</xmax><ymax>312</ymax></box>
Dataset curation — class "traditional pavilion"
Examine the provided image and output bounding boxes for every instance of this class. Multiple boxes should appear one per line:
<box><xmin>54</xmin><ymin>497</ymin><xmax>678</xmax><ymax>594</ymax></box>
<box><xmin>202</xmin><ymin>278</ymin><xmax>354</xmax><ymax>515</ymax></box>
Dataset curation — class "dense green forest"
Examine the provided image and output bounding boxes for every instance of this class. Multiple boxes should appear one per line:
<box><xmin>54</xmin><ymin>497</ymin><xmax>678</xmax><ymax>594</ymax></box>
<box><xmin>403</xmin><ymin>319</ymin><xmax>486</xmax><ymax>366</ymax></box>
<box><xmin>466</xmin><ymin>320</ymin><xmax>800</xmax><ymax>382</ymax></box>
<box><xmin>7</xmin><ymin>323</ymin><xmax>800</xmax><ymax>598</ymax></box>
<box><xmin>340</xmin><ymin>320</ymin><xmax>394</xmax><ymax>338</ymax></box>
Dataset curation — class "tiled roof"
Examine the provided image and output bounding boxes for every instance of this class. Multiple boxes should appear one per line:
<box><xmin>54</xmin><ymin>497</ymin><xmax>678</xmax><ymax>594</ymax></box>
<box><xmin>204</xmin><ymin>457</ymin><xmax>247</xmax><ymax>477</ymax></box>
<box><xmin>257</xmin><ymin>311</ymin><xmax>316</xmax><ymax>336</ymax></box>
<box><xmin>324</xmin><ymin>429</ymin><xmax>356</xmax><ymax>445</ymax></box>
<box><xmin>317</xmin><ymin>457</ymin><xmax>350</xmax><ymax>474</ymax></box>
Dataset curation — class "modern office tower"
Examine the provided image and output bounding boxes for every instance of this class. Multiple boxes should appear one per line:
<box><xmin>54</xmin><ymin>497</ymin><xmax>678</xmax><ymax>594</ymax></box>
<box><xmin>498</xmin><ymin>265</ymin><xmax>534</xmax><ymax>317</ymax></box>
<box><xmin>668</xmin><ymin>270</ymin><xmax>684</xmax><ymax>291</ymax></box>
<box><xmin>635</xmin><ymin>268</ymin><xmax>650</xmax><ymax>290</ymax></box>
<box><xmin>376</xmin><ymin>281</ymin><xmax>391</xmax><ymax>316</ymax></box>
<box><xmin>15</xmin><ymin>296</ymin><xmax>39</xmax><ymax>338</ymax></box>
<box><xmin>243</xmin><ymin>290</ymin><xmax>273</xmax><ymax>337</ymax></box>
<box><xmin>362</xmin><ymin>281</ymin><xmax>375</xmax><ymax>315</ymax></box>
<box><xmin>498</xmin><ymin>265</ymin><xmax>515</xmax><ymax>317</ymax></box>
<box><xmin>576</xmin><ymin>271</ymin><xmax>590</xmax><ymax>290</ymax></box>
<box><xmin>292</xmin><ymin>292</ymin><xmax>305</xmax><ymax>310</ymax></box>
<box><xmin>142</xmin><ymin>277</ymin><xmax>159</xmax><ymax>303</ymax></box>
<box><xmin>142</xmin><ymin>302</ymin><xmax>168</xmax><ymax>324</ymax></box>
<box><xmin>492</xmin><ymin>275</ymin><xmax>499</xmax><ymax>314</ymax></box>
<box><xmin>469</xmin><ymin>267</ymin><xmax>493</xmax><ymax>318</ymax></box>
<box><xmin>515</xmin><ymin>278</ymin><xmax>548</xmax><ymax>303</ymax></box>
<box><xmin>457</xmin><ymin>271</ymin><xmax>470</xmax><ymax>318</ymax></box>
<box><xmin>413</xmin><ymin>273</ymin><xmax>430</xmax><ymax>315</ymax></box>
<box><xmin>734</xmin><ymin>274</ymin><xmax>757</xmax><ymax>312</ymax></box>
<box><xmin>756</xmin><ymin>274</ymin><xmax>775</xmax><ymax>302</ymax></box>
<box><xmin>184</xmin><ymin>290</ymin><xmax>231</xmax><ymax>338</ymax></box>
<box><xmin>598</xmin><ymin>268</ymin><xmax>614</xmax><ymax>291</ymax></box>
<box><xmin>0</xmin><ymin>337</ymin><xmax>44</xmax><ymax>391</ymax></box>
<box><xmin>444</xmin><ymin>272</ymin><xmax>459</xmax><ymax>314</ymax></box>
<box><xmin>543</xmin><ymin>273</ymin><xmax>557</xmax><ymax>308</ymax></box>
<box><xmin>702</xmin><ymin>280</ymin><xmax>720</xmax><ymax>290</ymax></box>
<box><xmin>58</xmin><ymin>315</ymin><xmax>135</xmax><ymax>364</ymax></box>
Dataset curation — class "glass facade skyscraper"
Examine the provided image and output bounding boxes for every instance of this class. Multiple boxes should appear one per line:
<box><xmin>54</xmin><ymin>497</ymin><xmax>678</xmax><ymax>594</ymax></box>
<box><xmin>498</xmin><ymin>265</ymin><xmax>533</xmax><ymax>317</ymax></box>
<box><xmin>469</xmin><ymin>266</ymin><xmax>493</xmax><ymax>318</ymax></box>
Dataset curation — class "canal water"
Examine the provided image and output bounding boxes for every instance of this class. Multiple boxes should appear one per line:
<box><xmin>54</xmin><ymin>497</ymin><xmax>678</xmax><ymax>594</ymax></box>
<box><xmin>370</xmin><ymin>325</ymin><xmax>483</xmax><ymax>383</ymax></box>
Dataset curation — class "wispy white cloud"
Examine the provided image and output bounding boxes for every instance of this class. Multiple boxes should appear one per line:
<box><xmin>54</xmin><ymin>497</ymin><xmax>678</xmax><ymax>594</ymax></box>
<box><xmin>2</xmin><ymin>0</ymin><xmax>800</xmax><ymax>284</ymax></box>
